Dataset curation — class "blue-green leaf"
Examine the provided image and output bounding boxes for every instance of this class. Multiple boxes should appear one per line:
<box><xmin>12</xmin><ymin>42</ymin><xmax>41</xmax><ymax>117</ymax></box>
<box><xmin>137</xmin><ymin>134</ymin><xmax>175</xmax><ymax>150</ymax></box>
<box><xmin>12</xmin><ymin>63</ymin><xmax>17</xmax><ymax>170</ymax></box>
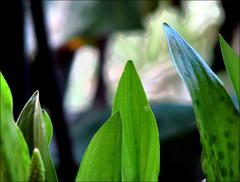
<box><xmin>112</xmin><ymin>60</ymin><xmax>160</xmax><ymax>181</ymax></box>
<box><xmin>0</xmin><ymin>72</ymin><xmax>31</xmax><ymax>181</ymax></box>
<box><xmin>163</xmin><ymin>23</ymin><xmax>239</xmax><ymax>181</ymax></box>
<box><xmin>219</xmin><ymin>34</ymin><xmax>240</xmax><ymax>103</ymax></box>
<box><xmin>17</xmin><ymin>91</ymin><xmax>58</xmax><ymax>181</ymax></box>
<box><xmin>76</xmin><ymin>112</ymin><xmax>122</xmax><ymax>181</ymax></box>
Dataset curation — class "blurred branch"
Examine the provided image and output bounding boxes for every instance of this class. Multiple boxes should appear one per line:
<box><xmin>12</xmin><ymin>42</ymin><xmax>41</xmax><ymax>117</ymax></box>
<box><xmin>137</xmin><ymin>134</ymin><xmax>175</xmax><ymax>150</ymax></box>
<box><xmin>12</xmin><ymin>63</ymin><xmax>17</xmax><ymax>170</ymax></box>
<box><xmin>93</xmin><ymin>36</ymin><xmax>108</xmax><ymax>107</ymax></box>
<box><xmin>29</xmin><ymin>0</ymin><xmax>76</xmax><ymax>181</ymax></box>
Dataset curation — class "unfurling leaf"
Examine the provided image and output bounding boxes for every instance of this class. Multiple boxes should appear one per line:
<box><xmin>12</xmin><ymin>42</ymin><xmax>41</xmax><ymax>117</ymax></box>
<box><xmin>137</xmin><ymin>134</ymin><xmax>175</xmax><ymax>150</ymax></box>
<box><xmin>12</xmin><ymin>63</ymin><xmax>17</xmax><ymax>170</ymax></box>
<box><xmin>17</xmin><ymin>91</ymin><xmax>58</xmax><ymax>181</ymax></box>
<box><xmin>28</xmin><ymin>148</ymin><xmax>45</xmax><ymax>182</ymax></box>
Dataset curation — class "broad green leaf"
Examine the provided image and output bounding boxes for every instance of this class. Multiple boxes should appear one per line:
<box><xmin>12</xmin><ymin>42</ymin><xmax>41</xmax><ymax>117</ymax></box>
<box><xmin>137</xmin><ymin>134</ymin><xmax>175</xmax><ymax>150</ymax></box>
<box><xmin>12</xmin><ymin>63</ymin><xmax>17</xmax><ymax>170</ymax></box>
<box><xmin>163</xmin><ymin>23</ymin><xmax>239</xmax><ymax>181</ymax></box>
<box><xmin>0</xmin><ymin>72</ymin><xmax>31</xmax><ymax>181</ymax></box>
<box><xmin>76</xmin><ymin>112</ymin><xmax>122</xmax><ymax>181</ymax></box>
<box><xmin>17</xmin><ymin>91</ymin><xmax>58</xmax><ymax>181</ymax></box>
<box><xmin>29</xmin><ymin>148</ymin><xmax>45</xmax><ymax>182</ymax></box>
<box><xmin>219</xmin><ymin>34</ymin><xmax>240</xmax><ymax>103</ymax></box>
<box><xmin>42</xmin><ymin>109</ymin><xmax>53</xmax><ymax>145</ymax></box>
<box><xmin>112</xmin><ymin>61</ymin><xmax>160</xmax><ymax>181</ymax></box>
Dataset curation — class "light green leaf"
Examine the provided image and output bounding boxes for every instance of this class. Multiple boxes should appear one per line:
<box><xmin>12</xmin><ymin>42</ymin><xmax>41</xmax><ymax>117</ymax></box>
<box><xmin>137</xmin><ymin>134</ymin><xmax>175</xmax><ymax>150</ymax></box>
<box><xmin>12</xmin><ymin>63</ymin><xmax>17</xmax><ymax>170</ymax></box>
<box><xmin>28</xmin><ymin>148</ymin><xmax>45</xmax><ymax>182</ymax></box>
<box><xmin>163</xmin><ymin>23</ymin><xmax>239</xmax><ymax>181</ymax></box>
<box><xmin>219</xmin><ymin>34</ymin><xmax>240</xmax><ymax>103</ymax></box>
<box><xmin>42</xmin><ymin>109</ymin><xmax>53</xmax><ymax>145</ymax></box>
<box><xmin>17</xmin><ymin>91</ymin><xmax>58</xmax><ymax>181</ymax></box>
<box><xmin>76</xmin><ymin>112</ymin><xmax>122</xmax><ymax>181</ymax></box>
<box><xmin>0</xmin><ymin>72</ymin><xmax>31</xmax><ymax>181</ymax></box>
<box><xmin>112</xmin><ymin>60</ymin><xmax>160</xmax><ymax>181</ymax></box>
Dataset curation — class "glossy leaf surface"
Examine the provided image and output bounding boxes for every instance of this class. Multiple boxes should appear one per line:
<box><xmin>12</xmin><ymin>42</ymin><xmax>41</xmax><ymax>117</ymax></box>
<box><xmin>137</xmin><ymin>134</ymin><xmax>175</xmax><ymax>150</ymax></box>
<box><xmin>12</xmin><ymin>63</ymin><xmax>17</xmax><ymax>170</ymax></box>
<box><xmin>0</xmin><ymin>73</ymin><xmax>31</xmax><ymax>181</ymax></box>
<box><xmin>76</xmin><ymin>112</ymin><xmax>122</xmax><ymax>181</ymax></box>
<box><xmin>112</xmin><ymin>61</ymin><xmax>160</xmax><ymax>181</ymax></box>
<box><xmin>164</xmin><ymin>23</ymin><xmax>239</xmax><ymax>181</ymax></box>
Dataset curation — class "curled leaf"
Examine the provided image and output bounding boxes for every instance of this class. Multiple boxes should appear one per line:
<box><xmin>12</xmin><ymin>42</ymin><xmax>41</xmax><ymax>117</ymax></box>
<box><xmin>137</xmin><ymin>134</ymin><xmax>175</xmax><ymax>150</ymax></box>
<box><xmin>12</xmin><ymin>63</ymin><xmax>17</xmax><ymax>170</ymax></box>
<box><xmin>17</xmin><ymin>91</ymin><xmax>58</xmax><ymax>181</ymax></box>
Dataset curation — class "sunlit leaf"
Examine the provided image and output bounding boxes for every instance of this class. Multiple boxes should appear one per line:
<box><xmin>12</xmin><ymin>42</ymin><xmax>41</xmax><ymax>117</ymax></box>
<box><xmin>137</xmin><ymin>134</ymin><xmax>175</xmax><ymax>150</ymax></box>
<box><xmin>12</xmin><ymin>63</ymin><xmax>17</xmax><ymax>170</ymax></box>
<box><xmin>112</xmin><ymin>60</ymin><xmax>160</xmax><ymax>181</ymax></box>
<box><xmin>76</xmin><ymin>112</ymin><xmax>122</xmax><ymax>181</ymax></box>
<box><xmin>28</xmin><ymin>148</ymin><xmax>45</xmax><ymax>182</ymax></box>
<box><xmin>163</xmin><ymin>23</ymin><xmax>239</xmax><ymax>181</ymax></box>
<box><xmin>219</xmin><ymin>34</ymin><xmax>240</xmax><ymax>103</ymax></box>
<box><xmin>0</xmin><ymin>73</ymin><xmax>31</xmax><ymax>181</ymax></box>
<box><xmin>17</xmin><ymin>91</ymin><xmax>58</xmax><ymax>181</ymax></box>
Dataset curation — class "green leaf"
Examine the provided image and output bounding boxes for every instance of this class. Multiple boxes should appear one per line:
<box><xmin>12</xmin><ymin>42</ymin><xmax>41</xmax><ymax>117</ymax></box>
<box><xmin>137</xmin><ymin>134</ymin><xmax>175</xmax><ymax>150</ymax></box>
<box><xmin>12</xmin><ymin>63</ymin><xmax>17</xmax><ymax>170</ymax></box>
<box><xmin>28</xmin><ymin>148</ymin><xmax>45</xmax><ymax>182</ymax></box>
<box><xmin>112</xmin><ymin>60</ymin><xmax>160</xmax><ymax>181</ymax></box>
<box><xmin>219</xmin><ymin>34</ymin><xmax>240</xmax><ymax>103</ymax></box>
<box><xmin>76</xmin><ymin>112</ymin><xmax>122</xmax><ymax>181</ymax></box>
<box><xmin>0</xmin><ymin>72</ymin><xmax>31</xmax><ymax>181</ymax></box>
<box><xmin>42</xmin><ymin>109</ymin><xmax>53</xmax><ymax>145</ymax></box>
<box><xmin>17</xmin><ymin>91</ymin><xmax>58</xmax><ymax>181</ymax></box>
<box><xmin>163</xmin><ymin>23</ymin><xmax>239</xmax><ymax>181</ymax></box>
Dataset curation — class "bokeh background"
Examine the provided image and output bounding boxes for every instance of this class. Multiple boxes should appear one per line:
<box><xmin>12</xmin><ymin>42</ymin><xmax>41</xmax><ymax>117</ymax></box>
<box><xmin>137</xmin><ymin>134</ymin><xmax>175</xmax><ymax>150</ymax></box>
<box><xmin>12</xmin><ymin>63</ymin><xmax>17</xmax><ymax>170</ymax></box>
<box><xmin>1</xmin><ymin>0</ymin><xmax>239</xmax><ymax>181</ymax></box>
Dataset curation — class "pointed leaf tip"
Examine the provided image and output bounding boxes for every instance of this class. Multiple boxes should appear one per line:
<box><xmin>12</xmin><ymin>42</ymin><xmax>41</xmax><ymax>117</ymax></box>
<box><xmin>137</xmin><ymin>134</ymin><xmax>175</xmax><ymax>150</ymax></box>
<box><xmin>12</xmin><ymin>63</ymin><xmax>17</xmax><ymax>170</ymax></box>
<box><xmin>164</xmin><ymin>25</ymin><xmax>239</xmax><ymax>181</ymax></box>
<box><xmin>163</xmin><ymin>23</ymin><xmax>174</xmax><ymax>36</ymax></box>
<box><xmin>33</xmin><ymin>148</ymin><xmax>40</xmax><ymax>154</ymax></box>
<box><xmin>34</xmin><ymin>90</ymin><xmax>39</xmax><ymax>97</ymax></box>
<box><xmin>112</xmin><ymin>61</ymin><xmax>160</xmax><ymax>181</ymax></box>
<box><xmin>125</xmin><ymin>60</ymin><xmax>134</xmax><ymax>69</ymax></box>
<box><xmin>163</xmin><ymin>22</ymin><xmax>170</xmax><ymax>29</ymax></box>
<box><xmin>218</xmin><ymin>33</ymin><xmax>240</xmax><ymax>102</ymax></box>
<box><xmin>29</xmin><ymin>148</ymin><xmax>45</xmax><ymax>182</ymax></box>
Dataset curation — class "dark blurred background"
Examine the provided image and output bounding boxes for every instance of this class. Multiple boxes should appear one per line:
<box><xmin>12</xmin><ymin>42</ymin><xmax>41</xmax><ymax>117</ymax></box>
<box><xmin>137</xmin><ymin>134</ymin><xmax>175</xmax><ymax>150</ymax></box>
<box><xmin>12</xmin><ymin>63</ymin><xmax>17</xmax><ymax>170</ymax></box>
<box><xmin>1</xmin><ymin>0</ymin><xmax>239</xmax><ymax>181</ymax></box>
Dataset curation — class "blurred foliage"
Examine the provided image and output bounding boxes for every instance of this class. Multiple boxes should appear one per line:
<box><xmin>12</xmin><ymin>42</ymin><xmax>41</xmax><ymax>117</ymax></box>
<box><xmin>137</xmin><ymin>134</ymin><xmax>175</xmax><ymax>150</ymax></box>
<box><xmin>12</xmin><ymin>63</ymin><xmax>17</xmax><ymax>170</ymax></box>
<box><xmin>39</xmin><ymin>1</ymin><xmax>158</xmax><ymax>48</ymax></box>
<box><xmin>105</xmin><ymin>1</ymin><xmax>223</xmax><ymax>103</ymax></box>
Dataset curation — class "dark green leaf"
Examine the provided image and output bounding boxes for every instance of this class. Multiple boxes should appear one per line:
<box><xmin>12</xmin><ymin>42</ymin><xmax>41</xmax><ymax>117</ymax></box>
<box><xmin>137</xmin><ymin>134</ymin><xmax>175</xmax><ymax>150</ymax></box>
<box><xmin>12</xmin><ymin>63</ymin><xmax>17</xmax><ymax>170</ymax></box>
<box><xmin>17</xmin><ymin>91</ymin><xmax>58</xmax><ymax>181</ymax></box>
<box><xmin>219</xmin><ymin>34</ymin><xmax>240</xmax><ymax>103</ymax></box>
<box><xmin>163</xmin><ymin>23</ymin><xmax>239</xmax><ymax>181</ymax></box>
<box><xmin>28</xmin><ymin>148</ymin><xmax>45</xmax><ymax>182</ymax></box>
<box><xmin>76</xmin><ymin>112</ymin><xmax>122</xmax><ymax>181</ymax></box>
<box><xmin>0</xmin><ymin>73</ymin><xmax>31</xmax><ymax>181</ymax></box>
<box><xmin>112</xmin><ymin>61</ymin><xmax>160</xmax><ymax>181</ymax></box>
